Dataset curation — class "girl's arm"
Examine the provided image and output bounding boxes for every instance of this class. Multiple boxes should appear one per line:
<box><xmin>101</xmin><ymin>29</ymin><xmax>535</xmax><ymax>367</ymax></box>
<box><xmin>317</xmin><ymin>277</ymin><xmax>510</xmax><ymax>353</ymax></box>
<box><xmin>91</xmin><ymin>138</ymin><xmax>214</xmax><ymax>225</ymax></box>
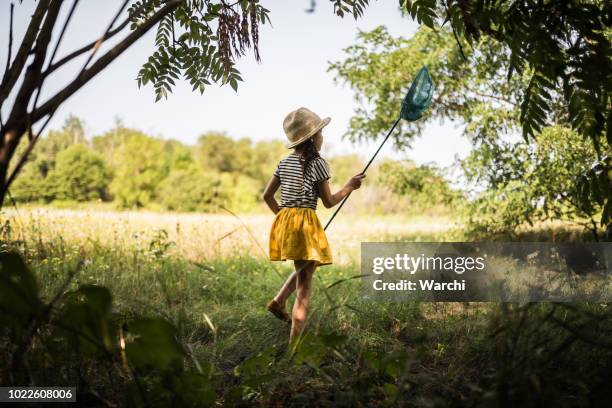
<box><xmin>318</xmin><ymin>173</ymin><xmax>366</xmax><ymax>209</ymax></box>
<box><xmin>262</xmin><ymin>175</ymin><xmax>281</xmax><ymax>214</ymax></box>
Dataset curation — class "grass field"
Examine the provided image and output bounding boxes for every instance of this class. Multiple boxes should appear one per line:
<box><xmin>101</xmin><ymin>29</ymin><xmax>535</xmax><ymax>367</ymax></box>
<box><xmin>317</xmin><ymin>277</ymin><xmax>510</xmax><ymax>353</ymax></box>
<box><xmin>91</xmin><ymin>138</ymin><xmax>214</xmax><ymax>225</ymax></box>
<box><xmin>0</xmin><ymin>206</ymin><xmax>458</xmax><ymax>264</ymax></box>
<box><xmin>1</xmin><ymin>207</ymin><xmax>611</xmax><ymax>406</ymax></box>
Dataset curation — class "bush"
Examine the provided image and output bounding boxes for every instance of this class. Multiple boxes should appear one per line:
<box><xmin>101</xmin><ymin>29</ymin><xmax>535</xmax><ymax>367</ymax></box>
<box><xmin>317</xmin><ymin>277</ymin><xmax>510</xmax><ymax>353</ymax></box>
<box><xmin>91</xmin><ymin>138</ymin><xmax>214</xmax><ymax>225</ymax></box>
<box><xmin>461</xmin><ymin>126</ymin><xmax>605</xmax><ymax>238</ymax></box>
<box><xmin>220</xmin><ymin>173</ymin><xmax>262</xmax><ymax>213</ymax></box>
<box><xmin>110</xmin><ymin>133</ymin><xmax>167</xmax><ymax>208</ymax></box>
<box><xmin>157</xmin><ymin>167</ymin><xmax>228</xmax><ymax>212</ymax></box>
<box><xmin>377</xmin><ymin>159</ymin><xmax>458</xmax><ymax>209</ymax></box>
<box><xmin>50</xmin><ymin>145</ymin><xmax>111</xmax><ymax>201</ymax></box>
<box><xmin>10</xmin><ymin>164</ymin><xmax>50</xmax><ymax>203</ymax></box>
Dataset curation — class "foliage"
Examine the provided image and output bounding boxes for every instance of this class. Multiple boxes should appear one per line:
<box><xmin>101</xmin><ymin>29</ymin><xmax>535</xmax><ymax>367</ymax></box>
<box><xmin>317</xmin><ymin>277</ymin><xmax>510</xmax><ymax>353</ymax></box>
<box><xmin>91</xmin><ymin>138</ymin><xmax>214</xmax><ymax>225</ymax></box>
<box><xmin>91</xmin><ymin>121</ymin><xmax>131</xmax><ymax>168</ymax></box>
<box><xmin>162</xmin><ymin>139</ymin><xmax>194</xmax><ymax>171</ymax></box>
<box><xmin>194</xmin><ymin>133</ymin><xmax>287</xmax><ymax>183</ymax></box>
<box><xmin>195</xmin><ymin>132</ymin><xmax>251</xmax><ymax>173</ymax></box>
<box><xmin>462</xmin><ymin>126</ymin><xmax>604</xmax><ymax>238</ymax></box>
<box><xmin>400</xmin><ymin>0</ymin><xmax>612</xmax><ymax>226</ymax></box>
<box><xmin>157</xmin><ymin>166</ymin><xmax>226</xmax><ymax>212</ymax></box>
<box><xmin>247</xmin><ymin>139</ymin><xmax>287</xmax><ymax>185</ymax></box>
<box><xmin>0</xmin><ymin>250</ymin><xmax>218</xmax><ymax>406</ymax></box>
<box><xmin>9</xmin><ymin>163</ymin><xmax>50</xmax><ymax>203</ymax></box>
<box><xmin>10</xmin><ymin>118</ymin><xmax>109</xmax><ymax>203</ymax></box>
<box><xmin>0</xmin><ymin>252</ymin><xmax>43</xmax><ymax>340</ymax></box>
<box><xmin>474</xmin><ymin>303</ymin><xmax>612</xmax><ymax>406</ymax></box>
<box><xmin>396</xmin><ymin>1</ymin><xmax>610</xmax><ymax>147</ymax></box>
<box><xmin>9</xmin><ymin>115</ymin><xmax>459</xmax><ymax>215</ymax></box>
<box><xmin>377</xmin><ymin>159</ymin><xmax>458</xmax><ymax>209</ymax></box>
<box><xmin>329</xmin><ymin>26</ymin><xmax>521</xmax><ymax>148</ymax></box>
<box><xmin>50</xmin><ymin>145</ymin><xmax>111</xmax><ymax>202</ymax></box>
<box><xmin>133</xmin><ymin>0</ymin><xmax>271</xmax><ymax>101</ymax></box>
<box><xmin>578</xmin><ymin>154</ymin><xmax>612</xmax><ymax>228</ymax></box>
<box><xmin>109</xmin><ymin>132</ymin><xmax>168</xmax><ymax>208</ymax></box>
<box><xmin>16</xmin><ymin>116</ymin><xmax>88</xmax><ymax>178</ymax></box>
<box><xmin>331</xmin><ymin>0</ymin><xmax>371</xmax><ymax>19</ymax></box>
<box><xmin>329</xmin><ymin>24</ymin><xmax>609</xmax><ymax>236</ymax></box>
<box><xmin>327</xmin><ymin>154</ymin><xmax>364</xmax><ymax>186</ymax></box>
<box><xmin>219</xmin><ymin>172</ymin><xmax>261</xmax><ymax>213</ymax></box>
<box><xmin>2</xmin><ymin>221</ymin><xmax>612</xmax><ymax>405</ymax></box>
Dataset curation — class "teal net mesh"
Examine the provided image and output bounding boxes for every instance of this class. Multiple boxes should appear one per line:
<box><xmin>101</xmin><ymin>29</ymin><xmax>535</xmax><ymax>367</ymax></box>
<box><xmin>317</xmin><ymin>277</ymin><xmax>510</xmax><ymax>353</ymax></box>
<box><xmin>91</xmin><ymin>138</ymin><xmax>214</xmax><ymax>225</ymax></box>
<box><xmin>400</xmin><ymin>66</ymin><xmax>434</xmax><ymax>121</ymax></box>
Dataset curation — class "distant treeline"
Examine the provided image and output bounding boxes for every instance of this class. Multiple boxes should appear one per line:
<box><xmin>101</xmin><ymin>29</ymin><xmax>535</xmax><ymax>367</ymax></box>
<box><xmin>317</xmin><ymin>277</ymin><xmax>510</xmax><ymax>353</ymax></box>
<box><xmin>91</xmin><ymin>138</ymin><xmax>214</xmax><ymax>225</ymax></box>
<box><xmin>9</xmin><ymin>116</ymin><xmax>457</xmax><ymax>214</ymax></box>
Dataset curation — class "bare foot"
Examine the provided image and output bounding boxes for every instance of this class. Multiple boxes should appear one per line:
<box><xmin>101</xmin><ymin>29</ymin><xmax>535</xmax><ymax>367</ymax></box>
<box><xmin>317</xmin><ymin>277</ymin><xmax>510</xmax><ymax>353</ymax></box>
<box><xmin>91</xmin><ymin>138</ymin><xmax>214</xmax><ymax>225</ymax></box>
<box><xmin>266</xmin><ymin>299</ymin><xmax>291</xmax><ymax>323</ymax></box>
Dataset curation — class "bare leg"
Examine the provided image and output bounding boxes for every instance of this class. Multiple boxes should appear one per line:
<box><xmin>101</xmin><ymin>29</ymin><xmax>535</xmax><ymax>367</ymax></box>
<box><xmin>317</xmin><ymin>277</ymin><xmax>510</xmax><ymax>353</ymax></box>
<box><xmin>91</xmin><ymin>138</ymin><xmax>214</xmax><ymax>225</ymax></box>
<box><xmin>273</xmin><ymin>260</ymin><xmax>311</xmax><ymax>306</ymax></box>
<box><xmin>289</xmin><ymin>260</ymin><xmax>316</xmax><ymax>343</ymax></box>
<box><xmin>273</xmin><ymin>271</ymin><xmax>297</xmax><ymax>306</ymax></box>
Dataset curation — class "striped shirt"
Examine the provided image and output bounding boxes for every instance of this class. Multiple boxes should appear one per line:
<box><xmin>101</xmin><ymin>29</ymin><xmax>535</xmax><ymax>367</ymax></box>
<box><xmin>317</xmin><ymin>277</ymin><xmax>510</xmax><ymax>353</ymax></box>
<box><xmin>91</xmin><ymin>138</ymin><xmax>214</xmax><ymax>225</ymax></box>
<box><xmin>273</xmin><ymin>154</ymin><xmax>331</xmax><ymax>209</ymax></box>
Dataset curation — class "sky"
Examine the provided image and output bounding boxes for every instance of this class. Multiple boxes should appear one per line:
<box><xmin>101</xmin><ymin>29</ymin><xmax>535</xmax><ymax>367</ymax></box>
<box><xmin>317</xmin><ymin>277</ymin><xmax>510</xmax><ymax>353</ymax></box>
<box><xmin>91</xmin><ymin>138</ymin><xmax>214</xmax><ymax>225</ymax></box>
<box><xmin>0</xmin><ymin>0</ymin><xmax>472</xmax><ymax>169</ymax></box>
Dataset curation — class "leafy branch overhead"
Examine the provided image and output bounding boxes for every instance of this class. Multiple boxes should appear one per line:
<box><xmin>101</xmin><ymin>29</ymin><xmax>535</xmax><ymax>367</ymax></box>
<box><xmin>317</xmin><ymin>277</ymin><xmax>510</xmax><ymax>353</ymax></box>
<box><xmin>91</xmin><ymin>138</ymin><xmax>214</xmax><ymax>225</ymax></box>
<box><xmin>331</xmin><ymin>0</ymin><xmax>370</xmax><ymax>19</ymax></box>
<box><xmin>133</xmin><ymin>0</ymin><xmax>271</xmax><ymax>100</ymax></box>
<box><xmin>400</xmin><ymin>1</ymin><xmax>610</xmax><ymax>147</ymax></box>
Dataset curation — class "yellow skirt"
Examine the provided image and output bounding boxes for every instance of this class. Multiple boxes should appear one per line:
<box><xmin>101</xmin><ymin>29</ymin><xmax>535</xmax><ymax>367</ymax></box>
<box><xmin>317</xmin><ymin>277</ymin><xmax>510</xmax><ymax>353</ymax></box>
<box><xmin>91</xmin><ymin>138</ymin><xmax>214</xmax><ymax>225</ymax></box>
<box><xmin>269</xmin><ymin>207</ymin><xmax>333</xmax><ymax>266</ymax></box>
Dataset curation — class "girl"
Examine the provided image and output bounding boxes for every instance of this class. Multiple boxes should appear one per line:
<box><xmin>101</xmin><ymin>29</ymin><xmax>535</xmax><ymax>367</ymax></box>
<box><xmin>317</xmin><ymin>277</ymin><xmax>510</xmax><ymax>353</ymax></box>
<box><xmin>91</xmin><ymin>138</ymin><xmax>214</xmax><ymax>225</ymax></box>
<box><xmin>262</xmin><ymin>107</ymin><xmax>365</xmax><ymax>343</ymax></box>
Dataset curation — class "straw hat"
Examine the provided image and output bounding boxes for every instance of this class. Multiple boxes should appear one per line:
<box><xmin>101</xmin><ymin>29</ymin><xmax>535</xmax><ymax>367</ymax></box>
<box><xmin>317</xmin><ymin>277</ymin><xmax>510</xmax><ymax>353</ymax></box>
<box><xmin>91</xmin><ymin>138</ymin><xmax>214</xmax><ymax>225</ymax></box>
<box><xmin>283</xmin><ymin>107</ymin><xmax>331</xmax><ymax>148</ymax></box>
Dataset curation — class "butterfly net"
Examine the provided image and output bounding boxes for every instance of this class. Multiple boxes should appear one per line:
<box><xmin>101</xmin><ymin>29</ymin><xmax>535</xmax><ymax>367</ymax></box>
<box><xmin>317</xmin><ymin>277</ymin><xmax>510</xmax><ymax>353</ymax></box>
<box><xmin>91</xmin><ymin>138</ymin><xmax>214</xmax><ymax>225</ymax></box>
<box><xmin>400</xmin><ymin>67</ymin><xmax>434</xmax><ymax>121</ymax></box>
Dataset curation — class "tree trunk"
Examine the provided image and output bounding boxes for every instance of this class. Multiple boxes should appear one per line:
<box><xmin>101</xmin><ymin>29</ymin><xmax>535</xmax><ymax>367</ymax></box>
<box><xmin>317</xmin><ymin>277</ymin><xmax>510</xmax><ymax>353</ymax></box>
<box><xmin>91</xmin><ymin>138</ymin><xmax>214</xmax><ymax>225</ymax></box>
<box><xmin>0</xmin><ymin>125</ymin><xmax>26</xmax><ymax>207</ymax></box>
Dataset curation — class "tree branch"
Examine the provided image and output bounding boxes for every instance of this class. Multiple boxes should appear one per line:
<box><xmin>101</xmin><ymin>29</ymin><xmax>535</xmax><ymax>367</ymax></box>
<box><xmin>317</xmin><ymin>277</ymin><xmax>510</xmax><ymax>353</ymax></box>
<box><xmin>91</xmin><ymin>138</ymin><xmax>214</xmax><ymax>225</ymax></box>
<box><xmin>42</xmin><ymin>17</ymin><xmax>130</xmax><ymax>80</ymax></box>
<box><xmin>470</xmin><ymin>90</ymin><xmax>516</xmax><ymax>106</ymax></box>
<box><xmin>32</xmin><ymin>0</ymin><xmax>184</xmax><ymax>124</ymax></box>
<box><xmin>0</xmin><ymin>0</ymin><xmax>50</xmax><ymax>109</ymax></box>
<box><xmin>3</xmin><ymin>2</ymin><xmax>15</xmax><ymax>81</ymax></box>
<box><xmin>44</xmin><ymin>0</ymin><xmax>162</xmax><ymax>80</ymax></box>
<box><xmin>0</xmin><ymin>0</ymin><xmax>62</xmax><ymax>203</ymax></box>
<box><xmin>80</xmin><ymin>0</ymin><xmax>130</xmax><ymax>73</ymax></box>
<box><xmin>32</xmin><ymin>0</ymin><xmax>80</xmax><ymax>119</ymax></box>
<box><xmin>4</xmin><ymin>0</ymin><xmax>62</xmax><ymax>131</ymax></box>
<box><xmin>443</xmin><ymin>0</ymin><xmax>468</xmax><ymax>61</ymax></box>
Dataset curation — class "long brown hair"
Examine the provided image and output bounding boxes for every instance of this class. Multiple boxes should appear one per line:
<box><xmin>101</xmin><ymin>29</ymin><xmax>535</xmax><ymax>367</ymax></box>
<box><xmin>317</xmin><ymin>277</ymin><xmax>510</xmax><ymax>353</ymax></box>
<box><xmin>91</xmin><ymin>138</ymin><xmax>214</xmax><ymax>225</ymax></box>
<box><xmin>293</xmin><ymin>136</ymin><xmax>320</xmax><ymax>186</ymax></box>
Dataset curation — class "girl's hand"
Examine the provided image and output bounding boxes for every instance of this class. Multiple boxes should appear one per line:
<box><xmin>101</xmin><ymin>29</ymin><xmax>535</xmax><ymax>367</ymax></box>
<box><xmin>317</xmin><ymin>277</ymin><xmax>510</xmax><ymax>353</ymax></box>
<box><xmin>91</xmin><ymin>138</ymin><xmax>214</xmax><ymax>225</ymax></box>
<box><xmin>347</xmin><ymin>173</ymin><xmax>366</xmax><ymax>190</ymax></box>
<box><xmin>319</xmin><ymin>174</ymin><xmax>366</xmax><ymax>208</ymax></box>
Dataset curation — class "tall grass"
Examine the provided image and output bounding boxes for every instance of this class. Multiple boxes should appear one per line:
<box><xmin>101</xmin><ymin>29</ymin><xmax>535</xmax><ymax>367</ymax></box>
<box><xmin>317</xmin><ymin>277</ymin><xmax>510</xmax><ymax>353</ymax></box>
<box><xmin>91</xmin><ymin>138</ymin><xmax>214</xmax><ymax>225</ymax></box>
<box><xmin>1</xmin><ymin>207</ymin><xmax>611</xmax><ymax>406</ymax></box>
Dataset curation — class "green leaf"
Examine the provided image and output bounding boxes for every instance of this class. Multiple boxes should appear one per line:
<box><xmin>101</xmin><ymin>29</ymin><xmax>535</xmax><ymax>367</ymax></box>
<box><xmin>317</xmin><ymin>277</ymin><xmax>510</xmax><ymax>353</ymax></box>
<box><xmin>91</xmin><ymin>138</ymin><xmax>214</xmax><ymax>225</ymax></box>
<box><xmin>125</xmin><ymin>318</ymin><xmax>185</xmax><ymax>371</ymax></box>
<box><xmin>0</xmin><ymin>252</ymin><xmax>43</xmax><ymax>336</ymax></box>
<box><xmin>520</xmin><ymin>72</ymin><xmax>551</xmax><ymax>140</ymax></box>
<box><xmin>52</xmin><ymin>285</ymin><xmax>115</xmax><ymax>357</ymax></box>
<box><xmin>383</xmin><ymin>382</ymin><xmax>399</xmax><ymax>399</ymax></box>
<box><xmin>402</xmin><ymin>0</ymin><xmax>438</xmax><ymax>28</ymax></box>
